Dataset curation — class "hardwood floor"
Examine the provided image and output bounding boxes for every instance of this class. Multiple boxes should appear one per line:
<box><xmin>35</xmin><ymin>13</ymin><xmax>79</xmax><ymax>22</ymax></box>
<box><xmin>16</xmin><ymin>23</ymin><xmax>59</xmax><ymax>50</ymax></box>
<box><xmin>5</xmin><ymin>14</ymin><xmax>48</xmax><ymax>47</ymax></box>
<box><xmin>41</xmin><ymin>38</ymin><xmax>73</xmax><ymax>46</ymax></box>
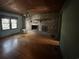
<box><xmin>0</xmin><ymin>31</ymin><xmax>62</xmax><ymax>59</ymax></box>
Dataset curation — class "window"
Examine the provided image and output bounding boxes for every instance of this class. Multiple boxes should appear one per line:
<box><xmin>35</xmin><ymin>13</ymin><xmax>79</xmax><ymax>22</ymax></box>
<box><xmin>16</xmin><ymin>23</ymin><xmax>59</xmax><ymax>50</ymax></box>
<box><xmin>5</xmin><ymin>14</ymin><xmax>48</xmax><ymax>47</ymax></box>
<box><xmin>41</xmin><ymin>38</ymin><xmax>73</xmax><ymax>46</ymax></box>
<box><xmin>11</xmin><ymin>19</ymin><xmax>17</xmax><ymax>29</ymax></box>
<box><xmin>1</xmin><ymin>18</ymin><xmax>10</xmax><ymax>30</ymax></box>
<box><xmin>1</xmin><ymin>17</ymin><xmax>18</xmax><ymax>30</ymax></box>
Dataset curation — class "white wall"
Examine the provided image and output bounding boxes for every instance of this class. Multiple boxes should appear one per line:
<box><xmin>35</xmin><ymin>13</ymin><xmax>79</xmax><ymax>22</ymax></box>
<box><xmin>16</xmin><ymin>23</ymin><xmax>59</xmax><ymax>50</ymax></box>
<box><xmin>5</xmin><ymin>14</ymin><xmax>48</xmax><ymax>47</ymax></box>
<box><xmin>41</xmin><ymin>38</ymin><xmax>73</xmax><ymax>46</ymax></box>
<box><xmin>25</xmin><ymin>18</ymin><xmax>31</xmax><ymax>32</ymax></box>
<box><xmin>25</xmin><ymin>12</ymin><xmax>59</xmax><ymax>37</ymax></box>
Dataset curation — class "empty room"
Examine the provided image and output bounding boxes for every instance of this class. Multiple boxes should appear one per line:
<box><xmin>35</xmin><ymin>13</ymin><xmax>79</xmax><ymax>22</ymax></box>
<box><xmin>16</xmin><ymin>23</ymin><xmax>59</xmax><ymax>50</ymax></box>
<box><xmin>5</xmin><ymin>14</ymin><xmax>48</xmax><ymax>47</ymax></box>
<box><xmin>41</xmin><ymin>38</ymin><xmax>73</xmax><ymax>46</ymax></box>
<box><xmin>0</xmin><ymin>0</ymin><xmax>79</xmax><ymax>59</ymax></box>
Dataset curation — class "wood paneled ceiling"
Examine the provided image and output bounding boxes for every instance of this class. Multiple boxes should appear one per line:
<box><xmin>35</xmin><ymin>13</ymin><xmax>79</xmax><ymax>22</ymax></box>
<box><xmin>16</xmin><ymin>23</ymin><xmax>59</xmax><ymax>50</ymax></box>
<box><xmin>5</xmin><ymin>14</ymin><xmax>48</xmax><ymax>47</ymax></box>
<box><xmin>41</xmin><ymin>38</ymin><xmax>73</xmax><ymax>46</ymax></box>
<box><xmin>0</xmin><ymin>0</ymin><xmax>65</xmax><ymax>14</ymax></box>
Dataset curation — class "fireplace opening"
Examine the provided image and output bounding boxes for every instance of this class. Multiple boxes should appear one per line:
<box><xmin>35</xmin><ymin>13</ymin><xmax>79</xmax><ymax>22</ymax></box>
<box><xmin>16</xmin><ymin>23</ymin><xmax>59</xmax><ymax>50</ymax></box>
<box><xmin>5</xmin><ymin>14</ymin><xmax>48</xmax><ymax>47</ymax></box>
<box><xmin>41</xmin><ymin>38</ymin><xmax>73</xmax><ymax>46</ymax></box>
<box><xmin>32</xmin><ymin>25</ymin><xmax>38</xmax><ymax>30</ymax></box>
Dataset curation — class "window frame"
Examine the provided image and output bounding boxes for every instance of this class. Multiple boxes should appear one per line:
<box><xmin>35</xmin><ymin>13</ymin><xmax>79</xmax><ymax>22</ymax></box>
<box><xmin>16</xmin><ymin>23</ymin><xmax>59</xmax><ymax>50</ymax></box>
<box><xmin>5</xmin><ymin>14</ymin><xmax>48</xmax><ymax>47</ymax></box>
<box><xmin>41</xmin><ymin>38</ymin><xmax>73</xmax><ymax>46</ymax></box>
<box><xmin>11</xmin><ymin>18</ymin><xmax>18</xmax><ymax>29</ymax></box>
<box><xmin>0</xmin><ymin>15</ymin><xmax>18</xmax><ymax>31</ymax></box>
<box><xmin>1</xmin><ymin>17</ymin><xmax>10</xmax><ymax>30</ymax></box>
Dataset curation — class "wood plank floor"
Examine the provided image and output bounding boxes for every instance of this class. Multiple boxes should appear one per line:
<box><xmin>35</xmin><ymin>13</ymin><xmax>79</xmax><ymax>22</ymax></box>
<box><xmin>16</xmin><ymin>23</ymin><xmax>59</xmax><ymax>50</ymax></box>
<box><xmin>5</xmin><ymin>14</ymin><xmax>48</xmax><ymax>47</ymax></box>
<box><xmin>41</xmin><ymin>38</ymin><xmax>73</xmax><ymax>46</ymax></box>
<box><xmin>0</xmin><ymin>31</ymin><xmax>62</xmax><ymax>59</ymax></box>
